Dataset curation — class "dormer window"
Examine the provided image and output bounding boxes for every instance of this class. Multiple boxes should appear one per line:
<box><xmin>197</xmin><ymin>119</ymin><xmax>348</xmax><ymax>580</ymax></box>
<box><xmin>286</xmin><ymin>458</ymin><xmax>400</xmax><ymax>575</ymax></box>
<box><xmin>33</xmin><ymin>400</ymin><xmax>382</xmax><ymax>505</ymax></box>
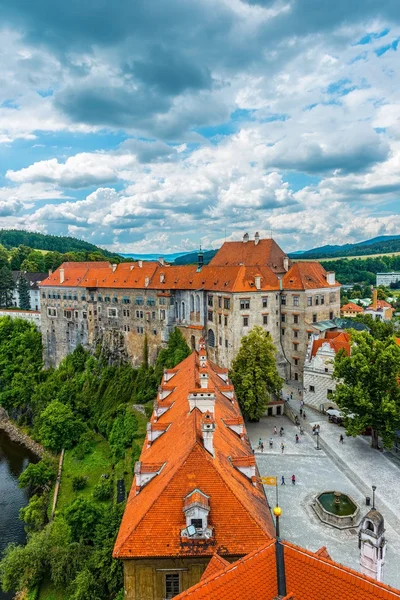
<box><xmin>181</xmin><ymin>489</ymin><xmax>213</xmax><ymax>540</ymax></box>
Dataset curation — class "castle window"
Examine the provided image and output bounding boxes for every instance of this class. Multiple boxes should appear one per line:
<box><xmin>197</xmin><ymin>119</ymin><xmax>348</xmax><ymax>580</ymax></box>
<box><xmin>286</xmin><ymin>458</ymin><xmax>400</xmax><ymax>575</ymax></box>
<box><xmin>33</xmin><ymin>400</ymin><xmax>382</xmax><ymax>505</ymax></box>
<box><xmin>147</xmin><ymin>297</ymin><xmax>155</xmax><ymax>306</ymax></box>
<box><xmin>42</xmin><ymin>292</ymin><xmax>46</xmax><ymax>298</ymax></box>
<box><xmin>281</xmin><ymin>295</ymin><xmax>286</xmax><ymax>305</ymax></box>
<box><xmin>312</xmin><ymin>314</ymin><xmax>317</xmax><ymax>323</ymax></box>
<box><xmin>218</xmin><ymin>296</ymin><xmax>222</xmax><ymax>308</ymax></box>
<box><xmin>135</xmin><ymin>296</ymin><xmax>143</xmax><ymax>305</ymax></box>
<box><xmin>108</xmin><ymin>308</ymin><xmax>118</xmax><ymax>318</ymax></box>
<box><xmin>159</xmin><ymin>296</ymin><xmax>167</xmax><ymax>305</ymax></box>
<box><xmin>122</xmin><ymin>297</ymin><xmax>130</xmax><ymax>304</ymax></box>
<box><xmin>208</xmin><ymin>329</ymin><xmax>215</xmax><ymax>347</ymax></box>
<box><xmin>294</xmin><ymin>373</ymin><xmax>298</xmax><ymax>381</ymax></box>
<box><xmin>293</xmin><ymin>296</ymin><xmax>299</xmax><ymax>307</ymax></box>
<box><xmin>293</xmin><ymin>315</ymin><xmax>299</xmax><ymax>324</ymax></box>
<box><xmin>160</xmin><ymin>309</ymin><xmax>166</xmax><ymax>320</ymax></box>
<box><xmin>309</xmin><ymin>385</ymin><xmax>315</xmax><ymax>392</ymax></box>
<box><xmin>329</xmin><ymin>311</ymin><xmax>334</xmax><ymax>320</ymax></box>
<box><xmin>307</xmin><ymin>296</ymin><xmax>312</xmax><ymax>306</ymax></box>
<box><xmin>224</xmin><ymin>316</ymin><xmax>228</xmax><ymax>326</ymax></box>
<box><xmin>81</xmin><ymin>295</ymin><xmax>86</xmax><ymax>301</ymax></box>
<box><xmin>281</xmin><ymin>314</ymin><xmax>286</xmax><ymax>323</ymax></box>
<box><xmin>262</xmin><ymin>297</ymin><xmax>268</xmax><ymax>308</ymax></box>
<box><xmin>225</xmin><ymin>339</ymin><xmax>228</xmax><ymax>348</ymax></box>
<box><xmin>208</xmin><ymin>295</ymin><xmax>213</xmax><ymax>307</ymax></box>
<box><xmin>47</xmin><ymin>307</ymin><xmax>57</xmax><ymax>317</ymax></box>
<box><xmin>240</xmin><ymin>298</ymin><xmax>250</xmax><ymax>310</ymax></box>
<box><xmin>190</xmin><ymin>295</ymin><xmax>195</xmax><ymax>312</ymax></box>
<box><xmin>218</xmin><ymin>314</ymin><xmax>222</xmax><ymax>324</ymax></box>
<box><xmin>165</xmin><ymin>574</ymin><xmax>180</xmax><ymax>599</ymax></box>
<box><xmin>315</xmin><ymin>296</ymin><xmax>319</xmax><ymax>306</ymax></box>
<box><xmin>191</xmin><ymin>518</ymin><xmax>203</xmax><ymax>529</ymax></box>
<box><xmin>224</xmin><ymin>298</ymin><xmax>230</xmax><ymax>309</ymax></box>
<box><xmin>263</xmin><ymin>315</ymin><xmax>268</xmax><ymax>325</ymax></box>
<box><xmin>321</xmin><ymin>295</ymin><xmax>325</xmax><ymax>305</ymax></box>
<box><xmin>208</xmin><ymin>311</ymin><xmax>213</xmax><ymax>322</ymax></box>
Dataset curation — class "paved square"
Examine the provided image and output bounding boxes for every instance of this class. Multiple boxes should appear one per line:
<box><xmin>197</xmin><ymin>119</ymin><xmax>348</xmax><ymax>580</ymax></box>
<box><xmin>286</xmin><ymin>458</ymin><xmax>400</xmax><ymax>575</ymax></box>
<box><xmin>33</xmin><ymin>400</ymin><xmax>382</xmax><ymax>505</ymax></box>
<box><xmin>247</xmin><ymin>414</ymin><xmax>400</xmax><ymax>590</ymax></box>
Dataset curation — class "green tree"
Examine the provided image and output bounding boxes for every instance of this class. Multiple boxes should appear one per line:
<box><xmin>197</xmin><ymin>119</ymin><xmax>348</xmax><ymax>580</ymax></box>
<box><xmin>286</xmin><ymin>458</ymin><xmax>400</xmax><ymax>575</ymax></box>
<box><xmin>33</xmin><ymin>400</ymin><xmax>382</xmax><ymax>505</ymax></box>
<box><xmin>39</xmin><ymin>400</ymin><xmax>85</xmax><ymax>452</ymax></box>
<box><xmin>20</xmin><ymin>250</ymin><xmax>45</xmax><ymax>273</ymax></box>
<box><xmin>332</xmin><ymin>331</ymin><xmax>400</xmax><ymax>449</ymax></box>
<box><xmin>19</xmin><ymin>494</ymin><xmax>48</xmax><ymax>532</ymax></box>
<box><xmin>351</xmin><ymin>314</ymin><xmax>395</xmax><ymax>340</ymax></box>
<box><xmin>10</xmin><ymin>245</ymin><xmax>32</xmax><ymax>270</ymax></box>
<box><xmin>65</xmin><ymin>497</ymin><xmax>103</xmax><ymax>543</ymax></box>
<box><xmin>229</xmin><ymin>326</ymin><xmax>283</xmax><ymax>421</ymax></box>
<box><xmin>0</xmin><ymin>530</ymin><xmax>48</xmax><ymax>592</ymax></box>
<box><xmin>68</xmin><ymin>568</ymin><xmax>103</xmax><ymax>600</ymax></box>
<box><xmin>154</xmin><ymin>328</ymin><xmax>191</xmax><ymax>376</ymax></box>
<box><xmin>19</xmin><ymin>459</ymin><xmax>56</xmax><ymax>493</ymax></box>
<box><xmin>0</xmin><ymin>266</ymin><xmax>15</xmax><ymax>307</ymax></box>
<box><xmin>17</xmin><ymin>274</ymin><xmax>31</xmax><ymax>310</ymax></box>
<box><xmin>109</xmin><ymin>408</ymin><xmax>138</xmax><ymax>459</ymax></box>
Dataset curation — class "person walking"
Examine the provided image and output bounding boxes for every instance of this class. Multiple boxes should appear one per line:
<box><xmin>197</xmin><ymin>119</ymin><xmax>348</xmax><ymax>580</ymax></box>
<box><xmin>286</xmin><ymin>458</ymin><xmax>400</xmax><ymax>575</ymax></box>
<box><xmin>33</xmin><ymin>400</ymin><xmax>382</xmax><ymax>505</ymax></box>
<box><xmin>274</xmin><ymin>426</ymin><xmax>277</xmax><ymax>435</ymax></box>
<box><xmin>281</xmin><ymin>442</ymin><xmax>285</xmax><ymax>453</ymax></box>
<box><xmin>290</xmin><ymin>392</ymin><xmax>293</xmax><ymax>400</ymax></box>
<box><xmin>291</xmin><ymin>474</ymin><xmax>296</xmax><ymax>485</ymax></box>
<box><xmin>340</xmin><ymin>434</ymin><xmax>344</xmax><ymax>444</ymax></box>
<box><xmin>295</xmin><ymin>434</ymin><xmax>299</xmax><ymax>444</ymax></box>
<box><xmin>269</xmin><ymin>438</ymin><xmax>273</xmax><ymax>449</ymax></box>
<box><xmin>260</xmin><ymin>442</ymin><xmax>264</xmax><ymax>452</ymax></box>
<box><xmin>299</xmin><ymin>426</ymin><xmax>304</xmax><ymax>435</ymax></box>
<box><xmin>281</xmin><ymin>475</ymin><xmax>285</xmax><ymax>485</ymax></box>
<box><xmin>300</xmin><ymin>408</ymin><xmax>303</xmax><ymax>417</ymax></box>
<box><xmin>303</xmin><ymin>411</ymin><xmax>306</xmax><ymax>420</ymax></box>
<box><xmin>258</xmin><ymin>437</ymin><xmax>262</xmax><ymax>449</ymax></box>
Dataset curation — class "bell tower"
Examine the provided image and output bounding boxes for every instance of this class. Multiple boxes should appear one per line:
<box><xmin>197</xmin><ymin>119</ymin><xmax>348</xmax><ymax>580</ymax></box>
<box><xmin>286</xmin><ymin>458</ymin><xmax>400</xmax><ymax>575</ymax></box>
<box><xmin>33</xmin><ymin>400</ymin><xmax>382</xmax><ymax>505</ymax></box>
<box><xmin>359</xmin><ymin>509</ymin><xmax>386</xmax><ymax>582</ymax></box>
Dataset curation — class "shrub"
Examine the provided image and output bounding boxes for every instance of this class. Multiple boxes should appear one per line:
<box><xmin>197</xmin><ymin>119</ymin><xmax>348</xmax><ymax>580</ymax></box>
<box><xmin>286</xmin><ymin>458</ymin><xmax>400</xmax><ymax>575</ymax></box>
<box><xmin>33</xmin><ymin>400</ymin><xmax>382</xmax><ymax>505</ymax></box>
<box><xmin>72</xmin><ymin>475</ymin><xmax>87</xmax><ymax>492</ymax></box>
<box><xmin>93</xmin><ymin>479</ymin><xmax>112</xmax><ymax>502</ymax></box>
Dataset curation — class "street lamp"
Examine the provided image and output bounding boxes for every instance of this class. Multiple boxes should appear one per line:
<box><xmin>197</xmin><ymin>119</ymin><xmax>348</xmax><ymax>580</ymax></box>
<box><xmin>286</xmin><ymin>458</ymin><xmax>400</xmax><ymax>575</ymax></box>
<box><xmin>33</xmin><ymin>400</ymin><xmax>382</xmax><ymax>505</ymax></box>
<box><xmin>273</xmin><ymin>505</ymin><xmax>282</xmax><ymax>538</ymax></box>
<box><xmin>316</xmin><ymin>430</ymin><xmax>321</xmax><ymax>450</ymax></box>
<box><xmin>372</xmin><ymin>485</ymin><xmax>377</xmax><ymax>510</ymax></box>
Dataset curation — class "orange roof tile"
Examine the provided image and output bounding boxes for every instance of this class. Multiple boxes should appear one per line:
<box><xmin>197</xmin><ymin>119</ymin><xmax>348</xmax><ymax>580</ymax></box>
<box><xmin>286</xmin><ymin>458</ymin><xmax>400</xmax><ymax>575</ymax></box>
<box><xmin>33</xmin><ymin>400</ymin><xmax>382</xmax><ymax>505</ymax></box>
<box><xmin>176</xmin><ymin>540</ymin><xmax>400</xmax><ymax>600</ymax></box>
<box><xmin>209</xmin><ymin>238</ymin><xmax>288</xmax><ymax>274</ymax></box>
<box><xmin>113</xmin><ymin>352</ymin><xmax>275</xmax><ymax>560</ymax></box>
<box><xmin>200</xmin><ymin>554</ymin><xmax>229</xmax><ymax>581</ymax></box>
<box><xmin>341</xmin><ymin>302</ymin><xmax>364</xmax><ymax>313</ymax></box>
<box><xmin>283</xmin><ymin>262</ymin><xmax>339</xmax><ymax>290</ymax></box>
<box><xmin>311</xmin><ymin>332</ymin><xmax>350</xmax><ymax>358</ymax></box>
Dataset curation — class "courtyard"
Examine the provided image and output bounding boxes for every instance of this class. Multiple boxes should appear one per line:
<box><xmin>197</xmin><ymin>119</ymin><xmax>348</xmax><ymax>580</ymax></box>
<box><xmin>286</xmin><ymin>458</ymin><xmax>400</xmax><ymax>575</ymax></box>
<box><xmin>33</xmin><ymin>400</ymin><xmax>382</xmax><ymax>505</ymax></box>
<box><xmin>247</xmin><ymin>412</ymin><xmax>400</xmax><ymax>591</ymax></box>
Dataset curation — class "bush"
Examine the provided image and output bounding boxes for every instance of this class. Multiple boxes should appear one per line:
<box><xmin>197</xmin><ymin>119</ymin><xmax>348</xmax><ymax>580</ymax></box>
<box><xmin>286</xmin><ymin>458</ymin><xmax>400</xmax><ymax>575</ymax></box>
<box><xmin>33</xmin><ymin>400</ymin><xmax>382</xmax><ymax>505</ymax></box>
<box><xmin>19</xmin><ymin>459</ymin><xmax>57</xmax><ymax>493</ymax></box>
<box><xmin>93</xmin><ymin>479</ymin><xmax>112</xmax><ymax>502</ymax></box>
<box><xmin>72</xmin><ymin>431</ymin><xmax>96</xmax><ymax>460</ymax></box>
<box><xmin>72</xmin><ymin>476</ymin><xmax>88</xmax><ymax>492</ymax></box>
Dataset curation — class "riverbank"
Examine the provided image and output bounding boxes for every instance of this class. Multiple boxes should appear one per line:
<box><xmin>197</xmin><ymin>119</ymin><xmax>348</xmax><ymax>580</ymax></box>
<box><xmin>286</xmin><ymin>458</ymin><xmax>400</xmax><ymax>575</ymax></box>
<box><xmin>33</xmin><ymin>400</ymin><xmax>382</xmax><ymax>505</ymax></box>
<box><xmin>0</xmin><ymin>408</ymin><xmax>45</xmax><ymax>459</ymax></box>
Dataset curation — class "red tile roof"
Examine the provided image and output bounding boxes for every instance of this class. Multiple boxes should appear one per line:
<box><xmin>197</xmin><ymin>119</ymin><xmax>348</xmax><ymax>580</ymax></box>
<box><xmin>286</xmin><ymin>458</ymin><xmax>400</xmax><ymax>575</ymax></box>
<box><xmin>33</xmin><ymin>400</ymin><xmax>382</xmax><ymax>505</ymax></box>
<box><xmin>113</xmin><ymin>352</ymin><xmax>274</xmax><ymax>560</ymax></box>
<box><xmin>209</xmin><ymin>238</ymin><xmax>288</xmax><ymax>274</ymax></box>
<box><xmin>311</xmin><ymin>332</ymin><xmax>350</xmax><ymax>358</ymax></box>
<box><xmin>176</xmin><ymin>540</ymin><xmax>400</xmax><ymax>600</ymax></box>
<box><xmin>200</xmin><ymin>554</ymin><xmax>229</xmax><ymax>581</ymax></box>
<box><xmin>341</xmin><ymin>302</ymin><xmax>364</xmax><ymax>313</ymax></box>
<box><xmin>282</xmin><ymin>262</ymin><xmax>338</xmax><ymax>290</ymax></box>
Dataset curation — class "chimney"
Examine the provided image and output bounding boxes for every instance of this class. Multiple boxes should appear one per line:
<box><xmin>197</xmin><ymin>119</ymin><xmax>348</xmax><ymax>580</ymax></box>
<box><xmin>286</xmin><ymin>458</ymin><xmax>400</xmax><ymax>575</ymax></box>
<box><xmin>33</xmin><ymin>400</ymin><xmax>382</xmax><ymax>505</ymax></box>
<box><xmin>254</xmin><ymin>232</ymin><xmax>260</xmax><ymax>245</ymax></box>
<box><xmin>59</xmin><ymin>267</ymin><xmax>65</xmax><ymax>284</ymax></box>
<box><xmin>160</xmin><ymin>272</ymin><xmax>165</xmax><ymax>283</ymax></box>
<box><xmin>372</xmin><ymin>288</ymin><xmax>378</xmax><ymax>311</ymax></box>
<box><xmin>112</xmin><ymin>263</ymin><xmax>117</xmax><ymax>272</ymax></box>
<box><xmin>159</xmin><ymin>257</ymin><xmax>165</xmax><ymax>266</ymax></box>
<box><xmin>254</xmin><ymin>274</ymin><xmax>261</xmax><ymax>290</ymax></box>
<box><xmin>243</xmin><ymin>232</ymin><xmax>249</xmax><ymax>243</ymax></box>
<box><xmin>326</xmin><ymin>271</ymin><xmax>335</xmax><ymax>285</ymax></box>
<box><xmin>283</xmin><ymin>257</ymin><xmax>289</xmax><ymax>272</ymax></box>
<box><xmin>48</xmin><ymin>269</ymin><xmax>53</xmax><ymax>277</ymax></box>
<box><xmin>138</xmin><ymin>260</ymin><xmax>143</xmax><ymax>268</ymax></box>
<box><xmin>145</xmin><ymin>276</ymin><xmax>149</xmax><ymax>287</ymax></box>
<box><xmin>201</xmin><ymin>412</ymin><xmax>215</xmax><ymax>456</ymax></box>
<box><xmin>130</xmin><ymin>264</ymin><xmax>134</xmax><ymax>271</ymax></box>
<box><xmin>199</xmin><ymin>370</ymin><xmax>209</xmax><ymax>389</ymax></box>
<box><xmin>198</xmin><ymin>247</ymin><xmax>204</xmax><ymax>270</ymax></box>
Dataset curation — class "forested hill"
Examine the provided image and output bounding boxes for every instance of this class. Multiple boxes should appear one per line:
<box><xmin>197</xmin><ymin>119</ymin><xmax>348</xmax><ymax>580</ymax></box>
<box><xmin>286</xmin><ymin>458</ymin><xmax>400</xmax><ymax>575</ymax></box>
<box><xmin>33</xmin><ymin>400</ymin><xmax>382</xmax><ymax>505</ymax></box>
<box><xmin>174</xmin><ymin>249</ymin><xmax>217</xmax><ymax>265</ymax></box>
<box><xmin>0</xmin><ymin>229</ymin><xmax>119</xmax><ymax>257</ymax></box>
<box><xmin>290</xmin><ymin>235</ymin><xmax>400</xmax><ymax>259</ymax></box>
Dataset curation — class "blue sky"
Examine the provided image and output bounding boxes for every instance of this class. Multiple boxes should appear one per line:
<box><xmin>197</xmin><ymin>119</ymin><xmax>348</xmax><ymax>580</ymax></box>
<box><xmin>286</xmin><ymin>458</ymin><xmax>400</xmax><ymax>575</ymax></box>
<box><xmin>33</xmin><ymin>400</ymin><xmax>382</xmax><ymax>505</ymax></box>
<box><xmin>0</xmin><ymin>0</ymin><xmax>400</xmax><ymax>253</ymax></box>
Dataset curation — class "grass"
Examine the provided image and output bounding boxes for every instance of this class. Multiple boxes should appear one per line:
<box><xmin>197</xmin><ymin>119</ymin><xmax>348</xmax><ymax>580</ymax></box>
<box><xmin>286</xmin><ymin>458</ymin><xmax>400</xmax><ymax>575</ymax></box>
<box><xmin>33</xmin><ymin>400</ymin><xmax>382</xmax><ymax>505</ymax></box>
<box><xmin>37</xmin><ymin>579</ymin><xmax>65</xmax><ymax>600</ymax></box>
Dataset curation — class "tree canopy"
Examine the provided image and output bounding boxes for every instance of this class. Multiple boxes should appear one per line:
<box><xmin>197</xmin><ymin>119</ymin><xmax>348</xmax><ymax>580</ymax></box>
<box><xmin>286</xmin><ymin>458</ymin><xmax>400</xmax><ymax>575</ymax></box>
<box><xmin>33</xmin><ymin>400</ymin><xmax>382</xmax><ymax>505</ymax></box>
<box><xmin>332</xmin><ymin>331</ymin><xmax>400</xmax><ymax>448</ymax></box>
<box><xmin>229</xmin><ymin>326</ymin><xmax>283</xmax><ymax>421</ymax></box>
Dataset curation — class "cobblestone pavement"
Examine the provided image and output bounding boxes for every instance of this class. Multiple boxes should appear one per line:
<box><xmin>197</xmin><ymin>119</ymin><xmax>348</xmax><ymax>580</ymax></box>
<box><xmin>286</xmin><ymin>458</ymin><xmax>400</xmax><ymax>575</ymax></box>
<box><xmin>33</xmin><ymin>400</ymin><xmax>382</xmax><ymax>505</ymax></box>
<box><xmin>247</xmin><ymin>413</ymin><xmax>400</xmax><ymax>590</ymax></box>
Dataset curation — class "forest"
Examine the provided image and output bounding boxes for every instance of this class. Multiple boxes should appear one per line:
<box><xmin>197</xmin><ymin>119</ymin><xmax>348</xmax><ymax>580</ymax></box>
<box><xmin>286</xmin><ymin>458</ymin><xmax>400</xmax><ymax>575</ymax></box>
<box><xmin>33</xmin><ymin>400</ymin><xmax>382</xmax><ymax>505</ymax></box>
<box><xmin>321</xmin><ymin>255</ymin><xmax>400</xmax><ymax>285</ymax></box>
<box><xmin>0</xmin><ymin>318</ymin><xmax>191</xmax><ymax>600</ymax></box>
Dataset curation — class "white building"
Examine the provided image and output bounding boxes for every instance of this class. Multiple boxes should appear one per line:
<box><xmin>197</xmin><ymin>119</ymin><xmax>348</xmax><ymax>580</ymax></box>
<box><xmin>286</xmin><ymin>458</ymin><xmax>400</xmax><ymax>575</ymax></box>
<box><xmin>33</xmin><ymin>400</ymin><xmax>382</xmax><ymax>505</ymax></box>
<box><xmin>303</xmin><ymin>331</ymin><xmax>350</xmax><ymax>411</ymax></box>
<box><xmin>0</xmin><ymin>309</ymin><xmax>41</xmax><ymax>329</ymax></box>
<box><xmin>376</xmin><ymin>272</ymin><xmax>400</xmax><ymax>286</ymax></box>
<box><xmin>12</xmin><ymin>272</ymin><xmax>48</xmax><ymax>311</ymax></box>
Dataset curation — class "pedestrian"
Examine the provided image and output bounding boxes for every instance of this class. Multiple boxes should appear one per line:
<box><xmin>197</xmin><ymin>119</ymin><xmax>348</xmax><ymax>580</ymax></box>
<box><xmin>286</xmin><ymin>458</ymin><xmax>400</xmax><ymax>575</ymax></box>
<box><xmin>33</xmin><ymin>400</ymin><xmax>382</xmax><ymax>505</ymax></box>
<box><xmin>291</xmin><ymin>474</ymin><xmax>296</xmax><ymax>485</ymax></box>
<box><xmin>300</xmin><ymin>408</ymin><xmax>303</xmax><ymax>416</ymax></box>
<box><xmin>281</xmin><ymin>442</ymin><xmax>285</xmax><ymax>453</ymax></box>
<box><xmin>281</xmin><ymin>475</ymin><xmax>285</xmax><ymax>485</ymax></box>
<box><xmin>295</xmin><ymin>434</ymin><xmax>299</xmax><ymax>444</ymax></box>
<box><xmin>286</xmin><ymin>394</ymin><xmax>290</xmax><ymax>403</ymax></box>
<box><xmin>340</xmin><ymin>434</ymin><xmax>344</xmax><ymax>444</ymax></box>
<box><xmin>260</xmin><ymin>442</ymin><xmax>264</xmax><ymax>452</ymax></box>
<box><xmin>269</xmin><ymin>437</ymin><xmax>273</xmax><ymax>449</ymax></box>
<box><xmin>274</xmin><ymin>426</ymin><xmax>277</xmax><ymax>435</ymax></box>
<box><xmin>303</xmin><ymin>411</ymin><xmax>306</xmax><ymax>420</ymax></box>
<box><xmin>290</xmin><ymin>392</ymin><xmax>293</xmax><ymax>400</ymax></box>
<box><xmin>300</xmin><ymin>426</ymin><xmax>304</xmax><ymax>435</ymax></box>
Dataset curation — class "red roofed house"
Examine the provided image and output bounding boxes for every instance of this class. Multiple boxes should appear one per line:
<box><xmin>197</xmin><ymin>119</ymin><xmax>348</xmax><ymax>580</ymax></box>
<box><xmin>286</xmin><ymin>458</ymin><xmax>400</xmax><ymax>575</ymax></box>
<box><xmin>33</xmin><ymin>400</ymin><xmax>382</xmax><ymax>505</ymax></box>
<box><xmin>173</xmin><ymin>537</ymin><xmax>400</xmax><ymax>600</ymax></box>
<box><xmin>39</xmin><ymin>233</ymin><xmax>341</xmax><ymax>384</ymax></box>
<box><xmin>341</xmin><ymin>301</ymin><xmax>364</xmax><ymax>318</ymax></box>
<box><xmin>303</xmin><ymin>331</ymin><xmax>351</xmax><ymax>411</ymax></box>
<box><xmin>113</xmin><ymin>340</ymin><xmax>275</xmax><ymax>599</ymax></box>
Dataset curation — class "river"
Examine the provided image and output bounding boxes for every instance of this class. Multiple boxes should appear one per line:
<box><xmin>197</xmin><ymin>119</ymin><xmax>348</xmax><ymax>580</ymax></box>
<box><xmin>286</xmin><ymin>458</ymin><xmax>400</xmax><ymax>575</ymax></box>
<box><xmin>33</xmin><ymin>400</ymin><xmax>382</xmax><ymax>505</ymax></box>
<box><xmin>0</xmin><ymin>431</ymin><xmax>38</xmax><ymax>600</ymax></box>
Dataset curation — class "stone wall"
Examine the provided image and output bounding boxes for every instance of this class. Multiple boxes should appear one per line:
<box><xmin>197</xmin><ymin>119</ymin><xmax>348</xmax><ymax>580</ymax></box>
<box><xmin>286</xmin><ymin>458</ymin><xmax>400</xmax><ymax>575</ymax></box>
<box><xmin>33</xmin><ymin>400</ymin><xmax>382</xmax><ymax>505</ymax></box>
<box><xmin>0</xmin><ymin>408</ymin><xmax>44</xmax><ymax>458</ymax></box>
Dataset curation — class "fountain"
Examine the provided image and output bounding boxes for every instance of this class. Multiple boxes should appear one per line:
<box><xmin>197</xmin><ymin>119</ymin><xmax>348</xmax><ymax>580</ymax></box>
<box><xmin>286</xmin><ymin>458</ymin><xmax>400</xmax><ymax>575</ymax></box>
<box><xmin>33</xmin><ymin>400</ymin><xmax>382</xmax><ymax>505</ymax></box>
<box><xmin>313</xmin><ymin>491</ymin><xmax>360</xmax><ymax>529</ymax></box>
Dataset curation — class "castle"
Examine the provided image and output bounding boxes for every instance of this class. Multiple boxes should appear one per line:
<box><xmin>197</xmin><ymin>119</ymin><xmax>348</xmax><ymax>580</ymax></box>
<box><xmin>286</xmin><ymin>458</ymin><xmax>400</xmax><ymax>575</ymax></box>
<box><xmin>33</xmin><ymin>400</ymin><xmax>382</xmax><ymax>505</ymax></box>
<box><xmin>39</xmin><ymin>233</ymin><xmax>340</xmax><ymax>381</ymax></box>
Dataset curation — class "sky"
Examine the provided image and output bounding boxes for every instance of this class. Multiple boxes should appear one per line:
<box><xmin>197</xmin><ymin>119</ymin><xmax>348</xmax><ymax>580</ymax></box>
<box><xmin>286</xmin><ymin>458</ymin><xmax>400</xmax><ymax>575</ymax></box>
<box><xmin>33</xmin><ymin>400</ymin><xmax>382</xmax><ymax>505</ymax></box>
<box><xmin>1</xmin><ymin>0</ymin><xmax>400</xmax><ymax>254</ymax></box>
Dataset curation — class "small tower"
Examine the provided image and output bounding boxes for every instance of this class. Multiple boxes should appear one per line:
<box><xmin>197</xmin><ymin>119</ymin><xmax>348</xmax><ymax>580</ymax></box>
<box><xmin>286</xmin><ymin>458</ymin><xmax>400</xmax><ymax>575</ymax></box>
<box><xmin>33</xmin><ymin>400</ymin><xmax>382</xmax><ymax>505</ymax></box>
<box><xmin>201</xmin><ymin>411</ymin><xmax>216</xmax><ymax>456</ymax></box>
<box><xmin>359</xmin><ymin>509</ymin><xmax>386</xmax><ymax>582</ymax></box>
<box><xmin>197</xmin><ymin>246</ymin><xmax>204</xmax><ymax>271</ymax></box>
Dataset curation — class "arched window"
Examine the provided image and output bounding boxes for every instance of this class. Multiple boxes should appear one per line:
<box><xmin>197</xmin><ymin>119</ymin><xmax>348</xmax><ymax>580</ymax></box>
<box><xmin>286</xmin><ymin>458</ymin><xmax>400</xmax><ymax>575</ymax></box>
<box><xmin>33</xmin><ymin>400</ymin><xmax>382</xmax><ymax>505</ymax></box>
<box><xmin>196</xmin><ymin>294</ymin><xmax>200</xmax><ymax>312</ymax></box>
<box><xmin>190</xmin><ymin>294</ymin><xmax>195</xmax><ymax>313</ymax></box>
<box><xmin>175</xmin><ymin>302</ymin><xmax>179</xmax><ymax>319</ymax></box>
<box><xmin>182</xmin><ymin>301</ymin><xmax>185</xmax><ymax>320</ymax></box>
<box><xmin>191</xmin><ymin>335</ymin><xmax>196</xmax><ymax>350</ymax></box>
<box><xmin>208</xmin><ymin>329</ymin><xmax>215</xmax><ymax>348</ymax></box>
<box><xmin>365</xmin><ymin>520</ymin><xmax>375</xmax><ymax>532</ymax></box>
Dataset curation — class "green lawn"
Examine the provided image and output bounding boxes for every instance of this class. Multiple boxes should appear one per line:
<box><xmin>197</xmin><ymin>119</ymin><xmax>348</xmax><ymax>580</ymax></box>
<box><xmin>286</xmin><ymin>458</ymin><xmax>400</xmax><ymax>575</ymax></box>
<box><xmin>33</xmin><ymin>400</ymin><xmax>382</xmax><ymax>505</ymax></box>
<box><xmin>37</xmin><ymin>580</ymin><xmax>65</xmax><ymax>600</ymax></box>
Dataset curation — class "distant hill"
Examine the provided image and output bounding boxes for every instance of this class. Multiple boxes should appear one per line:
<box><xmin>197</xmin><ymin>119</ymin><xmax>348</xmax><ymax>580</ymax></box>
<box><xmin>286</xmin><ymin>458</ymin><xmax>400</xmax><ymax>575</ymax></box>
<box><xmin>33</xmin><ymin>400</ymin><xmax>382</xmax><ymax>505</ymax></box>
<box><xmin>290</xmin><ymin>235</ymin><xmax>400</xmax><ymax>260</ymax></box>
<box><xmin>0</xmin><ymin>229</ymin><xmax>119</xmax><ymax>258</ymax></box>
<box><xmin>121</xmin><ymin>252</ymin><xmax>189</xmax><ymax>262</ymax></box>
<box><xmin>174</xmin><ymin>249</ymin><xmax>217</xmax><ymax>265</ymax></box>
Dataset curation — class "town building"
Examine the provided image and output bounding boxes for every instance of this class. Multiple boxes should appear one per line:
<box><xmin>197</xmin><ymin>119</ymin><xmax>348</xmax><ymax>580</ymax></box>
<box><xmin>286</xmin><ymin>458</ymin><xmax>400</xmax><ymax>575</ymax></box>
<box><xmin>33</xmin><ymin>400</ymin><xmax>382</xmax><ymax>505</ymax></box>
<box><xmin>173</xmin><ymin>537</ymin><xmax>400</xmax><ymax>600</ymax></box>
<box><xmin>365</xmin><ymin>292</ymin><xmax>394</xmax><ymax>321</ymax></box>
<box><xmin>0</xmin><ymin>309</ymin><xmax>41</xmax><ymax>329</ymax></box>
<box><xmin>303</xmin><ymin>331</ymin><xmax>350</xmax><ymax>412</ymax></box>
<box><xmin>12</xmin><ymin>271</ymin><xmax>48</xmax><ymax>311</ymax></box>
<box><xmin>376</xmin><ymin>272</ymin><xmax>400</xmax><ymax>287</ymax></box>
<box><xmin>341</xmin><ymin>301</ymin><xmax>364</xmax><ymax>318</ymax></box>
<box><xmin>39</xmin><ymin>234</ymin><xmax>341</xmax><ymax>381</ymax></box>
<box><xmin>113</xmin><ymin>341</ymin><xmax>275</xmax><ymax>599</ymax></box>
